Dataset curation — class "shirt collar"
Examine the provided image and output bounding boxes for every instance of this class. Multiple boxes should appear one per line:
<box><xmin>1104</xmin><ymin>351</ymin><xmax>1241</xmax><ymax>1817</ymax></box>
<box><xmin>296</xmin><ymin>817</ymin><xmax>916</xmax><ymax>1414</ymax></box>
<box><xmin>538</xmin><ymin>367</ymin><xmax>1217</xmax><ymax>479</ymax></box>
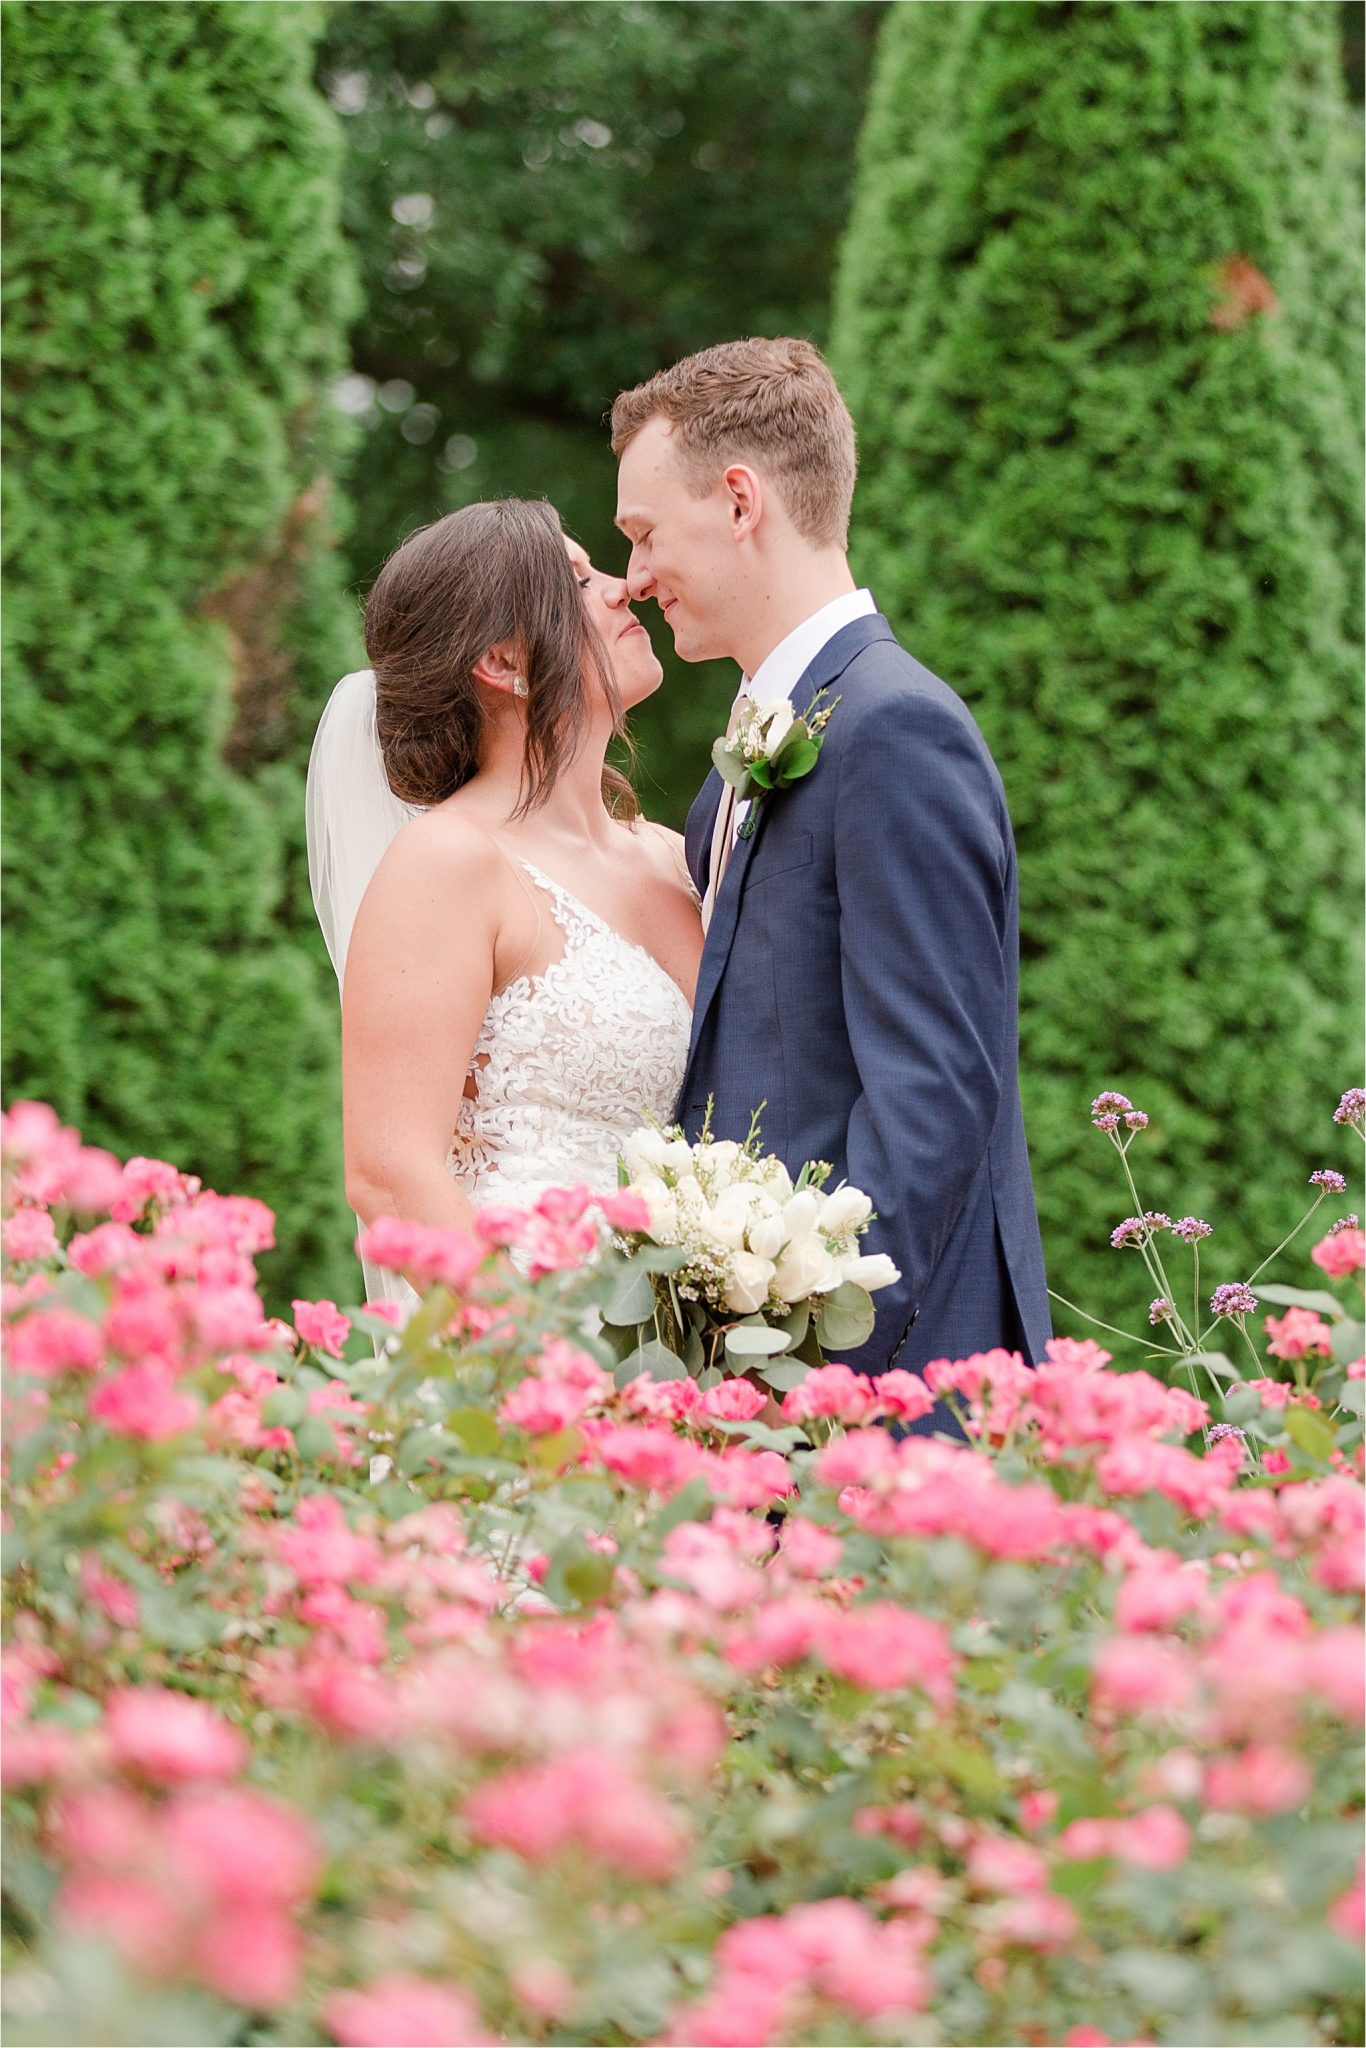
<box><xmin>742</xmin><ymin>588</ymin><xmax>877</xmax><ymax>709</ymax></box>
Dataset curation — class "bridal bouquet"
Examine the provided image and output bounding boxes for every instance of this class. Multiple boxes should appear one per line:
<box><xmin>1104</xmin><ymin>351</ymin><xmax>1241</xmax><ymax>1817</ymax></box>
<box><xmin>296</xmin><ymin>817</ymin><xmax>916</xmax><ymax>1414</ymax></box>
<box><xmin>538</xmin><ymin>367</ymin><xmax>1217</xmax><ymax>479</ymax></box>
<box><xmin>605</xmin><ymin>1114</ymin><xmax>899</xmax><ymax>1389</ymax></box>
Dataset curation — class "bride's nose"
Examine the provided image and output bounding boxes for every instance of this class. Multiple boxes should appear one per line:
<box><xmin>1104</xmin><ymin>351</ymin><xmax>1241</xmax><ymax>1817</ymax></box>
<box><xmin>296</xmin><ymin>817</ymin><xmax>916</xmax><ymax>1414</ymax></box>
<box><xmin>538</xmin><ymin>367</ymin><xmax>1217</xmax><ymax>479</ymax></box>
<box><xmin>602</xmin><ymin>574</ymin><xmax>632</xmax><ymax>610</ymax></box>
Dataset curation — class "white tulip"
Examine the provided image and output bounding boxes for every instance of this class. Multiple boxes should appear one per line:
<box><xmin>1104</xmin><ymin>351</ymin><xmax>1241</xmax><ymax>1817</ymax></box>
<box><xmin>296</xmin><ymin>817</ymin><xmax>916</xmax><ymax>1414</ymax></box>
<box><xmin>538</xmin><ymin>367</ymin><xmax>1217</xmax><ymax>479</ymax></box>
<box><xmin>780</xmin><ymin>1189</ymin><xmax>822</xmax><ymax>1241</ymax></box>
<box><xmin>723</xmin><ymin>1251</ymin><xmax>776</xmax><ymax>1315</ymax></box>
<box><xmin>746</xmin><ymin>1211</ymin><xmax>789</xmax><ymax>1262</ymax></box>
<box><xmin>820</xmin><ymin>1185</ymin><xmax>874</xmax><ymax>1237</ymax></box>
<box><xmin>839</xmin><ymin>1251</ymin><xmax>901</xmax><ymax>1293</ymax></box>
<box><xmin>774</xmin><ymin>1232</ymin><xmax>843</xmax><ymax>1303</ymax></box>
<box><xmin>661</xmin><ymin>1138</ymin><xmax>697</xmax><ymax>1176</ymax></box>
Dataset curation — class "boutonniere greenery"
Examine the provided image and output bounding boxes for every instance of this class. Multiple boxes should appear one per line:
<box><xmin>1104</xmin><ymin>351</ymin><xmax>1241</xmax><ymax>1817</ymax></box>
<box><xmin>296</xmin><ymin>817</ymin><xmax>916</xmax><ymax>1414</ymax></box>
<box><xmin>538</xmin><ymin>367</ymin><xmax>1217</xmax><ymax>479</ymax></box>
<box><xmin>712</xmin><ymin>687</ymin><xmax>841</xmax><ymax>840</ymax></box>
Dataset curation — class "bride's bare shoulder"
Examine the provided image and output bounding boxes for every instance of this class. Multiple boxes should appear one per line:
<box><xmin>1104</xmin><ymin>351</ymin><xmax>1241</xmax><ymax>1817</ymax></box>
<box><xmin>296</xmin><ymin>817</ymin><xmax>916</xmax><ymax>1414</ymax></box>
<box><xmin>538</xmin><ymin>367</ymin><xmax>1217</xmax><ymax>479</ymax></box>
<box><xmin>630</xmin><ymin>817</ymin><xmax>696</xmax><ymax>898</ymax></box>
<box><xmin>367</xmin><ymin>804</ymin><xmax>509</xmax><ymax>907</ymax></box>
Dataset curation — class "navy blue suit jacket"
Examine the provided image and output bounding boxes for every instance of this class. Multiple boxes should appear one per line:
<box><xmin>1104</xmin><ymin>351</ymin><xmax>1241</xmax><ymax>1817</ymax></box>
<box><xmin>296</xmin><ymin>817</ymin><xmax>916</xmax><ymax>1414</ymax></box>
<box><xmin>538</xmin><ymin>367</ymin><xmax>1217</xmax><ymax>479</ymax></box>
<box><xmin>678</xmin><ymin>614</ymin><xmax>1051</xmax><ymax>1382</ymax></box>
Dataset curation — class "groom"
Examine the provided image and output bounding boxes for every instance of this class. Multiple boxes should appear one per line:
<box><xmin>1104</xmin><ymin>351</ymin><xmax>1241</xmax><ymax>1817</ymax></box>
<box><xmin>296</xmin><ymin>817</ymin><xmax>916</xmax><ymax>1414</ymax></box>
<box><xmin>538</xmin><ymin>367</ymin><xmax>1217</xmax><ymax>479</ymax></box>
<box><xmin>612</xmin><ymin>337</ymin><xmax>1050</xmax><ymax>1393</ymax></box>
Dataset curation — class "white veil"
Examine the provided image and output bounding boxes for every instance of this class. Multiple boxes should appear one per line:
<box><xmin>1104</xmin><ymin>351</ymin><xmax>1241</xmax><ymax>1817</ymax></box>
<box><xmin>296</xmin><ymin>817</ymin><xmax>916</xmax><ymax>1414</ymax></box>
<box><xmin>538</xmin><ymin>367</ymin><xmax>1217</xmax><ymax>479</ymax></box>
<box><xmin>306</xmin><ymin>668</ymin><xmax>419</xmax><ymax>983</ymax></box>
<box><xmin>306</xmin><ymin>669</ymin><xmax>421</xmax><ymax>1312</ymax></box>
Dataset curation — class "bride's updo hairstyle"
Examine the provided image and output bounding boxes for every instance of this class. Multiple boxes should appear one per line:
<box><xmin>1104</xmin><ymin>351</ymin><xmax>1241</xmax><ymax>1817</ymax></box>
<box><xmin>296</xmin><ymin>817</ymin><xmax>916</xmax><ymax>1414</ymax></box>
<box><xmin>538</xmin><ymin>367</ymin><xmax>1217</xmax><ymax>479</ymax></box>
<box><xmin>366</xmin><ymin>498</ymin><xmax>636</xmax><ymax>819</ymax></box>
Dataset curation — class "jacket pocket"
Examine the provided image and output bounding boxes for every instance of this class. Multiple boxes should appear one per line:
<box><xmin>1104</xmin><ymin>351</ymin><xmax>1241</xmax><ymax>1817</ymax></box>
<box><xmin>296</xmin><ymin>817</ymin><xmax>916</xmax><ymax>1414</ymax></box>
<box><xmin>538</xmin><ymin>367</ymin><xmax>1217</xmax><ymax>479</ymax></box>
<box><xmin>746</xmin><ymin>831</ymin><xmax>813</xmax><ymax>884</ymax></box>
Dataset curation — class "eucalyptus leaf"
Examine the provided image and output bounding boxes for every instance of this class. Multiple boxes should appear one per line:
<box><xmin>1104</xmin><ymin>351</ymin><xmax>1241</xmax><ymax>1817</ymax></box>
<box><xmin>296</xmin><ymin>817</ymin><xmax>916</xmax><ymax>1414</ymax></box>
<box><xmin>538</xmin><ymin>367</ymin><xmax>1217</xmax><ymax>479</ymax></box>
<box><xmin>602</xmin><ymin>1263</ymin><xmax>657</xmax><ymax>1326</ymax></box>
<box><xmin>815</xmin><ymin>1281</ymin><xmax>876</xmax><ymax>1351</ymax></box>
<box><xmin>724</xmin><ymin>1324</ymin><xmax>792</xmax><ymax>1358</ymax></box>
<box><xmin>623</xmin><ymin>1337</ymin><xmax>688</xmax><ymax>1382</ymax></box>
<box><xmin>711</xmin><ymin>738</ymin><xmax>752</xmax><ymax>790</ymax></box>
<box><xmin>630</xmin><ymin>1243</ymin><xmax>690</xmax><ymax>1275</ymax></box>
<box><xmin>773</xmin><ymin>733</ymin><xmax>820</xmax><ymax>781</ymax></box>
<box><xmin>1337</xmin><ymin>1378</ymin><xmax>1365</xmax><ymax>1416</ymax></box>
<box><xmin>756</xmin><ymin>1355</ymin><xmax>811</xmax><ymax>1390</ymax></box>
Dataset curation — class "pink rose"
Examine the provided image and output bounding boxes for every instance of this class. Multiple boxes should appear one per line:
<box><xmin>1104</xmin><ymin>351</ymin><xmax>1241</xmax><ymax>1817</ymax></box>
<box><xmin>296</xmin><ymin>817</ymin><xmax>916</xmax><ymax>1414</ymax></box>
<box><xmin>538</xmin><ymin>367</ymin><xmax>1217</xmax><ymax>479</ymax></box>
<box><xmin>1205</xmin><ymin>1744</ymin><xmax>1311</xmax><ymax>1815</ymax></box>
<box><xmin>1263</xmin><ymin>1307</ymin><xmax>1334</xmax><ymax>1360</ymax></box>
<box><xmin>2</xmin><ymin>1207</ymin><xmax>58</xmax><ymax>1263</ymax></box>
<box><xmin>327</xmin><ymin>1974</ymin><xmax>493</xmax><ymax>2047</ymax></box>
<box><xmin>106</xmin><ymin>1687</ymin><xmax>248</xmax><ymax>1782</ymax></box>
<box><xmin>499</xmin><ymin>1377</ymin><xmax>593</xmax><ymax>1434</ymax></box>
<box><xmin>193</xmin><ymin>1908</ymin><xmax>303</xmax><ymax>2009</ymax></box>
<box><xmin>697</xmin><ymin>1378</ymin><xmax>767</xmax><ymax>1423</ymax></box>
<box><xmin>291</xmin><ymin>1297</ymin><xmax>351</xmax><ymax>1357</ymax></box>
<box><xmin>7</xmin><ymin>1305</ymin><xmax>102</xmax><ymax>1376</ymax></box>
<box><xmin>1312</xmin><ymin>1228</ymin><xmax>1365</xmax><ymax>1277</ymax></box>
<box><xmin>90</xmin><ymin>1364</ymin><xmax>200</xmax><ymax>1441</ymax></box>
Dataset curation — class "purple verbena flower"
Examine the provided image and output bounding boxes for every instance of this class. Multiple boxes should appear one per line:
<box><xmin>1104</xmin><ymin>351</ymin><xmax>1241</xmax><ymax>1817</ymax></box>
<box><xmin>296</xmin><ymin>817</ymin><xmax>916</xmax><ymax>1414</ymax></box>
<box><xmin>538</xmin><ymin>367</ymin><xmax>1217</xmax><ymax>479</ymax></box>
<box><xmin>1111</xmin><ymin>1217</ymin><xmax>1146</xmax><ymax>1249</ymax></box>
<box><xmin>1211</xmin><ymin>1281</ymin><xmax>1258</xmax><ymax>1319</ymax></box>
<box><xmin>1144</xmin><ymin>1211</ymin><xmax>1172</xmax><ymax>1232</ymax></box>
<box><xmin>1124</xmin><ymin>1111</ymin><xmax>1149</xmax><ymax>1131</ymax></box>
<box><xmin>1310</xmin><ymin>1169</ymin><xmax>1348</xmax><ymax>1194</ymax></box>
<box><xmin>1208</xmin><ymin>1423</ymin><xmax>1246</xmax><ymax>1445</ymax></box>
<box><xmin>1093</xmin><ymin>1113</ymin><xmax>1120</xmax><ymax>1133</ymax></box>
<box><xmin>1330</xmin><ymin>1213</ymin><xmax>1361</xmax><ymax>1236</ymax></box>
<box><xmin>1172</xmin><ymin>1216</ymin><xmax>1213</xmax><ymax>1243</ymax></box>
<box><xmin>1149</xmin><ymin>1297</ymin><xmax>1174</xmax><ymax>1325</ymax></box>
<box><xmin>1092</xmin><ymin>1091</ymin><xmax>1133</xmax><ymax>1127</ymax></box>
<box><xmin>1333</xmin><ymin>1088</ymin><xmax>1366</xmax><ymax>1128</ymax></box>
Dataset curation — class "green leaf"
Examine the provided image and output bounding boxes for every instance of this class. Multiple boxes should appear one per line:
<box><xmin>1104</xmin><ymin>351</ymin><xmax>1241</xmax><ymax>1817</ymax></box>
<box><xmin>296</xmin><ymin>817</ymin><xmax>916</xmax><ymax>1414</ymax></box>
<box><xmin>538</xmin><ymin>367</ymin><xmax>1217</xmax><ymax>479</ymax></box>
<box><xmin>1254</xmin><ymin>1284</ymin><xmax>1346</xmax><ymax>1319</ymax></box>
<box><xmin>756</xmin><ymin>1355</ymin><xmax>810</xmax><ymax>1390</ymax></box>
<box><xmin>749</xmin><ymin>758</ymin><xmax>775</xmax><ymax>790</ymax></box>
<box><xmin>291</xmin><ymin>1414</ymin><xmax>336</xmax><ymax>1462</ymax></box>
<box><xmin>602</xmin><ymin>1263</ymin><xmax>658</xmax><ymax>1326</ymax></box>
<box><xmin>1330</xmin><ymin>1317</ymin><xmax>1364</xmax><ymax>1366</ymax></box>
<box><xmin>397</xmin><ymin>1426</ymin><xmax>447</xmax><ymax>1474</ymax></box>
<box><xmin>711</xmin><ymin>739</ymin><xmax>752</xmax><ymax>791</ymax></box>
<box><xmin>1221</xmin><ymin>1385</ymin><xmax>1262</xmax><ymax>1424</ymax></box>
<box><xmin>447</xmin><ymin>1406</ymin><xmax>502</xmax><ymax>1457</ymax></box>
<box><xmin>724</xmin><ymin>1324</ymin><xmax>792</xmax><ymax>1359</ymax></box>
<box><xmin>261</xmin><ymin>1386</ymin><xmax>306</xmax><ymax>1429</ymax></box>
<box><xmin>772</xmin><ymin>734</ymin><xmax>820</xmax><ymax>782</ymax></box>
<box><xmin>1283</xmin><ymin>1404</ymin><xmax>1337</xmax><ymax>1463</ymax></box>
<box><xmin>815</xmin><ymin>1281</ymin><xmax>876</xmax><ymax>1352</ymax></box>
<box><xmin>1184</xmin><ymin>1348</ymin><xmax>1239</xmax><ymax>1381</ymax></box>
<box><xmin>1337</xmin><ymin>1378</ymin><xmax>1365</xmax><ymax>1416</ymax></box>
<box><xmin>652</xmin><ymin>1475</ymin><xmax>714</xmax><ymax>1537</ymax></box>
<box><xmin>778</xmin><ymin>1302</ymin><xmax>810</xmax><ymax>1348</ymax></box>
<box><xmin>619</xmin><ymin>1337</ymin><xmax>688</xmax><ymax>1382</ymax></box>
<box><xmin>630</xmin><ymin>1243</ymin><xmax>690</xmax><ymax>1275</ymax></box>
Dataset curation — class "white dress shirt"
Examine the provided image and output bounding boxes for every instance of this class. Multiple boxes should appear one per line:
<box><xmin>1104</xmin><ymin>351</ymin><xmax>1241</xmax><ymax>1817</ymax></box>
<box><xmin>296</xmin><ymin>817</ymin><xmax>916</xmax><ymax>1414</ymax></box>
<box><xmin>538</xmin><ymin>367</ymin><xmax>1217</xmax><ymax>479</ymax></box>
<box><xmin>731</xmin><ymin>587</ymin><xmax>876</xmax><ymax>841</ymax></box>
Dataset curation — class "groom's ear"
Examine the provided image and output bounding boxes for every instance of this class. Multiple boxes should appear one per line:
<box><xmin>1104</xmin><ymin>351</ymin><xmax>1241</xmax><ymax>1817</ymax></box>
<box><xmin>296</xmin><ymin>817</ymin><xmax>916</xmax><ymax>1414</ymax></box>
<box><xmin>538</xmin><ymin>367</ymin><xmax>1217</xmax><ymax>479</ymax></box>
<box><xmin>471</xmin><ymin>641</ymin><xmax>525</xmax><ymax>696</ymax></box>
<box><xmin>722</xmin><ymin>463</ymin><xmax>763</xmax><ymax>541</ymax></box>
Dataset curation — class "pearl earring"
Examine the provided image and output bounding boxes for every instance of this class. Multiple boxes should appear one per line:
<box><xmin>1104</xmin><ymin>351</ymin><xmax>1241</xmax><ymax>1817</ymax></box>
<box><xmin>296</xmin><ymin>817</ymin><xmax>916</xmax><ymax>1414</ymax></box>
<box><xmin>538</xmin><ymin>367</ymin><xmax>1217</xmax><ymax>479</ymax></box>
<box><xmin>512</xmin><ymin>675</ymin><xmax>529</xmax><ymax>698</ymax></box>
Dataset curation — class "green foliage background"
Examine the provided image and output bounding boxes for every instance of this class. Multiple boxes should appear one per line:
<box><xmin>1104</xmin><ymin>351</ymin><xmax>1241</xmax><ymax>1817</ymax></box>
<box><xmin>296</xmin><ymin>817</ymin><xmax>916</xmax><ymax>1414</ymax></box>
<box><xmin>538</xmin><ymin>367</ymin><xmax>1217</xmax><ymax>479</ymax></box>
<box><xmin>831</xmin><ymin>0</ymin><xmax>1364</xmax><ymax>1319</ymax></box>
<box><xmin>1</xmin><ymin>0</ymin><xmax>361</xmax><ymax>1301</ymax></box>
<box><xmin>315</xmin><ymin>0</ymin><xmax>882</xmax><ymax>822</ymax></box>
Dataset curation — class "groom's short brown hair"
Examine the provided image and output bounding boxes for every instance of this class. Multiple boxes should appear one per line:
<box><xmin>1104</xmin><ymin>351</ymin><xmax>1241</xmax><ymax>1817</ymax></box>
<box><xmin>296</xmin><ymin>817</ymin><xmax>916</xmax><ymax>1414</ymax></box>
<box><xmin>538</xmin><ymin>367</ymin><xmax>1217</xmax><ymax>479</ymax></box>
<box><xmin>610</xmin><ymin>337</ymin><xmax>857</xmax><ymax>550</ymax></box>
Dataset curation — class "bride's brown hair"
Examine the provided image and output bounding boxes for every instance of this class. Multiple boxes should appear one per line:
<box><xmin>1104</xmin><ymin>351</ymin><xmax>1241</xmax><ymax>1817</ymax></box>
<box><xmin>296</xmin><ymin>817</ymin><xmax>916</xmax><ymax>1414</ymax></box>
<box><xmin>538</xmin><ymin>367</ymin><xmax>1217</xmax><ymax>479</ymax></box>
<box><xmin>365</xmin><ymin>498</ymin><xmax>637</xmax><ymax>819</ymax></box>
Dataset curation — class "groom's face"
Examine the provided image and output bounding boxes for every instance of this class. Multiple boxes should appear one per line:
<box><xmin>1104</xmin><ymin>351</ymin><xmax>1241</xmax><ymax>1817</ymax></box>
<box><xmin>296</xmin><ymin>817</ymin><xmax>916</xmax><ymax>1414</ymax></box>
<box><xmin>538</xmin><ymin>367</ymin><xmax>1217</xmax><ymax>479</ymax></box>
<box><xmin>615</xmin><ymin>417</ymin><xmax>736</xmax><ymax>663</ymax></box>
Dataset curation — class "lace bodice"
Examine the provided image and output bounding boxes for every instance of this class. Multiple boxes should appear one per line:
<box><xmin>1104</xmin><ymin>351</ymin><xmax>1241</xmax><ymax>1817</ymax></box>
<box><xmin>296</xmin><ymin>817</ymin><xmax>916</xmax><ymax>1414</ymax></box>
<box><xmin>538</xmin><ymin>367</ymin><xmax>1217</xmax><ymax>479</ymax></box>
<box><xmin>446</xmin><ymin>861</ymin><xmax>693</xmax><ymax>1208</ymax></box>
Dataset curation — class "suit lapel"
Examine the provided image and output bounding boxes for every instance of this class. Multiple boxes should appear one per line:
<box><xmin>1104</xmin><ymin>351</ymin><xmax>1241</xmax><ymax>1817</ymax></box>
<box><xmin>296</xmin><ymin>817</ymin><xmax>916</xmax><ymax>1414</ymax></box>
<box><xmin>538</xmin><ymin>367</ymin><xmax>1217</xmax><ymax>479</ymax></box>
<box><xmin>683</xmin><ymin>771</ymin><xmax>724</xmax><ymax>897</ymax></box>
<box><xmin>682</xmin><ymin>613</ymin><xmax>896</xmax><ymax>1090</ymax></box>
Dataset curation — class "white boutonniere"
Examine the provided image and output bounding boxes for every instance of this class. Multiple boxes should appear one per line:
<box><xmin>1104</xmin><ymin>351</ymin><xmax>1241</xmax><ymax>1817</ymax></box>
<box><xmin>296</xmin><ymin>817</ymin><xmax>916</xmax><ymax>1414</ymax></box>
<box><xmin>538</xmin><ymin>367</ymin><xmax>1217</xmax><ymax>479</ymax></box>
<box><xmin>711</xmin><ymin>688</ymin><xmax>841</xmax><ymax>840</ymax></box>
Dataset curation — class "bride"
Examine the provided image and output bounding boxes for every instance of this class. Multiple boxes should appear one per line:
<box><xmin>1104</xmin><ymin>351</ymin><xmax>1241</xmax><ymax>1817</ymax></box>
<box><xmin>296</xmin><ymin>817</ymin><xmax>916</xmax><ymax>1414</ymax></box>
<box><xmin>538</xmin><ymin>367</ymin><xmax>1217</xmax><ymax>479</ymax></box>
<box><xmin>306</xmin><ymin>498</ymin><xmax>701</xmax><ymax>1296</ymax></box>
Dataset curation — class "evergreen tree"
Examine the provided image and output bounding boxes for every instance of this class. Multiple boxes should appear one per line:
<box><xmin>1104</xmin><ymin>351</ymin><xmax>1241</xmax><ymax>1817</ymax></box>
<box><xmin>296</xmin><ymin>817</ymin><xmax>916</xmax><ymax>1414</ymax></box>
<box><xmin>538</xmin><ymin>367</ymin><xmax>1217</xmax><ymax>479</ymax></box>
<box><xmin>2</xmin><ymin>0</ymin><xmax>362</xmax><ymax>1301</ymax></box>
<box><xmin>832</xmin><ymin>1</ymin><xmax>1363</xmax><ymax>1318</ymax></box>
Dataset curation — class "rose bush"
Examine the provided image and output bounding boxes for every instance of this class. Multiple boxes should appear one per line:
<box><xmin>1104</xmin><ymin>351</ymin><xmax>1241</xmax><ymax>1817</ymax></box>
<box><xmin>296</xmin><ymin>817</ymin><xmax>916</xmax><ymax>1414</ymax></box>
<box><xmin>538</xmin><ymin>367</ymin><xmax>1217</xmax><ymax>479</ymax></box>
<box><xmin>2</xmin><ymin>1098</ymin><xmax>1362</xmax><ymax>2048</ymax></box>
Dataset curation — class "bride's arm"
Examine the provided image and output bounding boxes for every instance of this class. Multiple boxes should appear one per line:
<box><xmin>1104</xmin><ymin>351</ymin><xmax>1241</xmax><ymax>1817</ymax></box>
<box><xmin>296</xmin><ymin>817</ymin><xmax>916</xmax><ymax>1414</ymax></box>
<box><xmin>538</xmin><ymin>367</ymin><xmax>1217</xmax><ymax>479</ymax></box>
<box><xmin>341</xmin><ymin>813</ymin><xmax>504</xmax><ymax>1241</ymax></box>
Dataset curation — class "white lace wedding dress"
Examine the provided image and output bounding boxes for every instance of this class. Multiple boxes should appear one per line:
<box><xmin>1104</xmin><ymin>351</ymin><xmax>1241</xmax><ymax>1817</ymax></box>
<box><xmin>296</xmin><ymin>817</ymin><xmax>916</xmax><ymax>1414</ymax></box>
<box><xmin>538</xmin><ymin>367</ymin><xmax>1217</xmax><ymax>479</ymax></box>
<box><xmin>445</xmin><ymin>860</ymin><xmax>693</xmax><ymax>1208</ymax></box>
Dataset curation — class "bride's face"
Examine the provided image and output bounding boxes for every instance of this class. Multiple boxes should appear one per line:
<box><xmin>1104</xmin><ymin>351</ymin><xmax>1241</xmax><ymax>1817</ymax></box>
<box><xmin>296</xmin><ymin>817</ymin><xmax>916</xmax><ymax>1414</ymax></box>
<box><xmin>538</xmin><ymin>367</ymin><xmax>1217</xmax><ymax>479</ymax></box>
<box><xmin>565</xmin><ymin>536</ymin><xmax>662</xmax><ymax>712</ymax></box>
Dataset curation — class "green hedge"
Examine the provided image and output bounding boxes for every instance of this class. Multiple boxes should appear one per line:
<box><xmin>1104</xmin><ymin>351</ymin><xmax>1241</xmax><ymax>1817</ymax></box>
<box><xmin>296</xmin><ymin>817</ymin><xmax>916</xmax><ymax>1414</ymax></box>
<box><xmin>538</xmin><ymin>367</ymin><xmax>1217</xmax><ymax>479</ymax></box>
<box><xmin>832</xmin><ymin>0</ymin><xmax>1363</xmax><ymax>1320</ymax></box>
<box><xmin>2</xmin><ymin>0</ymin><xmax>362</xmax><ymax>1301</ymax></box>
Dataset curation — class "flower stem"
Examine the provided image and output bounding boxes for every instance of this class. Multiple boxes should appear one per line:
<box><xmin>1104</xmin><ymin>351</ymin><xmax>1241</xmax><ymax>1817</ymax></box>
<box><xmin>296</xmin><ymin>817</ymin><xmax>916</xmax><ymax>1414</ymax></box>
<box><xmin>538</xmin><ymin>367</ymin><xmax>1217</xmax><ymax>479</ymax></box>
<box><xmin>1047</xmin><ymin>1290</ymin><xmax>1180</xmax><ymax>1354</ymax></box>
